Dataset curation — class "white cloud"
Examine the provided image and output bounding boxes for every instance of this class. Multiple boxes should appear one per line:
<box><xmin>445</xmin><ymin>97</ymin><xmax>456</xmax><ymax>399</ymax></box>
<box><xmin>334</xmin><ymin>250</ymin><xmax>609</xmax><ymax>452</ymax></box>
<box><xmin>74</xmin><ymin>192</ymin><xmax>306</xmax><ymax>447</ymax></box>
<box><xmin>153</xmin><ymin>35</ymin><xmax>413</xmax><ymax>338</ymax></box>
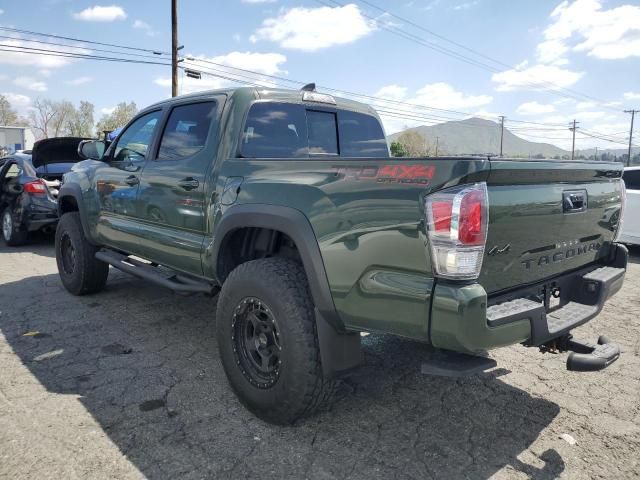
<box><xmin>132</xmin><ymin>19</ymin><xmax>156</xmax><ymax>36</ymax></box>
<box><xmin>492</xmin><ymin>64</ymin><xmax>583</xmax><ymax>92</ymax></box>
<box><xmin>73</xmin><ymin>5</ymin><xmax>127</xmax><ymax>22</ymax></box>
<box><xmin>66</xmin><ymin>76</ymin><xmax>94</xmax><ymax>86</ymax></box>
<box><xmin>0</xmin><ymin>39</ymin><xmax>89</xmax><ymax>68</ymax></box>
<box><xmin>154</xmin><ymin>75</ymin><xmax>226</xmax><ymax>95</ymax></box>
<box><xmin>250</xmin><ymin>4</ymin><xmax>375</xmax><ymax>51</ymax></box>
<box><xmin>186</xmin><ymin>51</ymin><xmax>287</xmax><ymax>77</ymax></box>
<box><xmin>540</xmin><ymin>0</ymin><xmax>640</xmax><ymax>61</ymax></box>
<box><xmin>624</xmin><ymin>91</ymin><xmax>640</xmax><ymax>101</ymax></box>
<box><xmin>374</xmin><ymin>85</ymin><xmax>408</xmax><ymax>101</ymax></box>
<box><xmin>100</xmin><ymin>106</ymin><xmax>116</xmax><ymax>115</ymax></box>
<box><xmin>2</xmin><ymin>92</ymin><xmax>32</xmax><ymax>110</ymax></box>
<box><xmin>576</xmin><ymin>101</ymin><xmax>596</xmax><ymax>110</ymax></box>
<box><xmin>516</xmin><ymin>101</ymin><xmax>555</xmax><ymax>115</ymax></box>
<box><xmin>372</xmin><ymin>82</ymin><xmax>493</xmax><ymax>134</ymax></box>
<box><xmin>535</xmin><ymin>39</ymin><xmax>569</xmax><ymax>64</ymax></box>
<box><xmin>454</xmin><ymin>1</ymin><xmax>479</xmax><ymax>10</ymax></box>
<box><xmin>13</xmin><ymin>76</ymin><xmax>47</xmax><ymax>92</ymax></box>
<box><xmin>411</xmin><ymin>83</ymin><xmax>492</xmax><ymax>110</ymax></box>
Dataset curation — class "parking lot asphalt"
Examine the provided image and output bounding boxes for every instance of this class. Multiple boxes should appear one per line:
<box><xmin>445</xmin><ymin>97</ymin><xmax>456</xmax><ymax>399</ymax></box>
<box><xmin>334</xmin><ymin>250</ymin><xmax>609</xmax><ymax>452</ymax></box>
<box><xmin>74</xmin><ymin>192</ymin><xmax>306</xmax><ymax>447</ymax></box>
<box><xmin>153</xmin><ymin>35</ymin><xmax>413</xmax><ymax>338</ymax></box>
<box><xmin>0</xmin><ymin>236</ymin><xmax>639</xmax><ymax>480</ymax></box>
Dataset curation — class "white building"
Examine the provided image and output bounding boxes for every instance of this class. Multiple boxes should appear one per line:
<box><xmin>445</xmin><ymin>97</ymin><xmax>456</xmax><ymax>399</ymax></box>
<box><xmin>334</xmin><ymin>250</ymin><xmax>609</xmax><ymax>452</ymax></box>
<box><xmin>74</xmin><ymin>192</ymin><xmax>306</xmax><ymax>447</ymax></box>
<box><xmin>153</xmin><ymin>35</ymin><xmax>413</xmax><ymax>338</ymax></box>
<box><xmin>0</xmin><ymin>126</ymin><xmax>35</xmax><ymax>155</ymax></box>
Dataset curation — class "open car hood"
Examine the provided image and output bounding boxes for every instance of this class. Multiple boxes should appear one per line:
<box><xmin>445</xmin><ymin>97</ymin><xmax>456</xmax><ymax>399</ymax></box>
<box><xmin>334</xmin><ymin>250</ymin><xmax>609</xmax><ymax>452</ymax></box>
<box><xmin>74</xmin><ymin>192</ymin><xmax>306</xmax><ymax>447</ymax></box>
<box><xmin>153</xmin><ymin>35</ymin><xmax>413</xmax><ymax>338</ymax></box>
<box><xmin>31</xmin><ymin>137</ymin><xmax>89</xmax><ymax>169</ymax></box>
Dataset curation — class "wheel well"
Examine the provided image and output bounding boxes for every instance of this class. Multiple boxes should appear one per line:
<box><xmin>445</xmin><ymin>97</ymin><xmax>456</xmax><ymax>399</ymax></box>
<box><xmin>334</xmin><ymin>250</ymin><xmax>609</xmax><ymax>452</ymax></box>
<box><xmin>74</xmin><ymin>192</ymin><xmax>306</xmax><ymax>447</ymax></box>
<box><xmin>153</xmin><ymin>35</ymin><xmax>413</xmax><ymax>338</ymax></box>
<box><xmin>59</xmin><ymin>195</ymin><xmax>79</xmax><ymax>214</ymax></box>
<box><xmin>217</xmin><ymin>227</ymin><xmax>302</xmax><ymax>282</ymax></box>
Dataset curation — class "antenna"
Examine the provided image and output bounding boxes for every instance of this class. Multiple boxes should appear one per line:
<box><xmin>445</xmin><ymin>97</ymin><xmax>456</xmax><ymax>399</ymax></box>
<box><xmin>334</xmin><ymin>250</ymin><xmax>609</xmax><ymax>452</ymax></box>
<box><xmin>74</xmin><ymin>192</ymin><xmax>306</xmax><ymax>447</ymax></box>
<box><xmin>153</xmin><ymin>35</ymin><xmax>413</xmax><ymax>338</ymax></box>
<box><xmin>301</xmin><ymin>83</ymin><xmax>316</xmax><ymax>92</ymax></box>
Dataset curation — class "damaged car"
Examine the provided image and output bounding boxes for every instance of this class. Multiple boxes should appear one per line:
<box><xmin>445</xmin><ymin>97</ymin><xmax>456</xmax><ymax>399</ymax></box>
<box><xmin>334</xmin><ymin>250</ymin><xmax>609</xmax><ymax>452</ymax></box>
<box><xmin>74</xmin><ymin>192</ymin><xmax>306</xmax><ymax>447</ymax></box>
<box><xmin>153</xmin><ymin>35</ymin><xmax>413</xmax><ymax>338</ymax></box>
<box><xmin>1</xmin><ymin>137</ymin><xmax>87</xmax><ymax>246</ymax></box>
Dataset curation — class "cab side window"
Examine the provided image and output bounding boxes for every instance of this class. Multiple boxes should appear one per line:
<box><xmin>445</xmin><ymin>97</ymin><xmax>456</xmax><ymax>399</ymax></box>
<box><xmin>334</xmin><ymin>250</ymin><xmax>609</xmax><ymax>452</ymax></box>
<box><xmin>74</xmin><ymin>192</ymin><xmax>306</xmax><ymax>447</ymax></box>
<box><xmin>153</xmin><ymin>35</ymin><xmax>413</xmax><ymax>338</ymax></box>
<box><xmin>113</xmin><ymin>111</ymin><xmax>162</xmax><ymax>164</ymax></box>
<box><xmin>623</xmin><ymin>170</ymin><xmax>640</xmax><ymax>191</ymax></box>
<box><xmin>157</xmin><ymin>102</ymin><xmax>217</xmax><ymax>161</ymax></box>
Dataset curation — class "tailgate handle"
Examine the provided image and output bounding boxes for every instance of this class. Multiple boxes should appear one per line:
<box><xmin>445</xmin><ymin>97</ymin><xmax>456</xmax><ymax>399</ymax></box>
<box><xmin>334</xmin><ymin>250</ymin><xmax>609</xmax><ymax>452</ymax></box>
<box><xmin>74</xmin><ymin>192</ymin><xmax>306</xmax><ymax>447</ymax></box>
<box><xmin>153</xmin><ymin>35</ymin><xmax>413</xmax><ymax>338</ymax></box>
<box><xmin>563</xmin><ymin>190</ymin><xmax>587</xmax><ymax>213</ymax></box>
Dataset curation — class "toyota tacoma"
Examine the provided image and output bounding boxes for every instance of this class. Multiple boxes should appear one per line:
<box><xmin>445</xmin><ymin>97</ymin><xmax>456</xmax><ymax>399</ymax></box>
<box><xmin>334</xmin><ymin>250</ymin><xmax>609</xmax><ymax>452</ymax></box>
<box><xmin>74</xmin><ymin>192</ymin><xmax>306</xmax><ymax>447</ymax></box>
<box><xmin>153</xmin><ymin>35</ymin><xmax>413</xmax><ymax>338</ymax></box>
<box><xmin>55</xmin><ymin>86</ymin><xmax>627</xmax><ymax>424</ymax></box>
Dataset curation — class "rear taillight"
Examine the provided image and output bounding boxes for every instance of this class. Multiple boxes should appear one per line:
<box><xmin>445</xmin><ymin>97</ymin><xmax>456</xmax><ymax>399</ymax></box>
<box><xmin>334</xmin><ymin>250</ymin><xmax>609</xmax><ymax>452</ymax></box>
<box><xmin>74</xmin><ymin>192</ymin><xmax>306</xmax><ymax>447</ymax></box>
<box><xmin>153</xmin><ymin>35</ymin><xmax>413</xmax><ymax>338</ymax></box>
<box><xmin>425</xmin><ymin>182</ymin><xmax>489</xmax><ymax>280</ymax></box>
<box><xmin>24</xmin><ymin>180</ymin><xmax>47</xmax><ymax>195</ymax></box>
<box><xmin>613</xmin><ymin>179</ymin><xmax>626</xmax><ymax>242</ymax></box>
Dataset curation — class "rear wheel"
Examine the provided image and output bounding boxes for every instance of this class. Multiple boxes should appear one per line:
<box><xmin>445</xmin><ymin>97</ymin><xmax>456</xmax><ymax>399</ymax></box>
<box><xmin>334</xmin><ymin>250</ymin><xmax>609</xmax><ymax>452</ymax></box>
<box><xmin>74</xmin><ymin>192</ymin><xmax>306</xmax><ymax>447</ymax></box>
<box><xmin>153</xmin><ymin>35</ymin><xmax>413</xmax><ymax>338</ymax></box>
<box><xmin>2</xmin><ymin>207</ymin><xmax>28</xmax><ymax>246</ymax></box>
<box><xmin>55</xmin><ymin>212</ymin><xmax>109</xmax><ymax>295</ymax></box>
<box><xmin>216</xmin><ymin>258</ymin><xmax>336</xmax><ymax>424</ymax></box>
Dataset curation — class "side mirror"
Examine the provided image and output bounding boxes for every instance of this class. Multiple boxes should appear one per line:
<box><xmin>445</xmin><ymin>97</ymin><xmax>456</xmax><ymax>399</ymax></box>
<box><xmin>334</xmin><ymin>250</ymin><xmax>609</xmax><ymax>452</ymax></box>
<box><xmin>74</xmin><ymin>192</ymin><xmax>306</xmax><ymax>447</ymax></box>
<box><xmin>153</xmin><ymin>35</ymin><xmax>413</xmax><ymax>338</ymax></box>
<box><xmin>78</xmin><ymin>140</ymin><xmax>106</xmax><ymax>160</ymax></box>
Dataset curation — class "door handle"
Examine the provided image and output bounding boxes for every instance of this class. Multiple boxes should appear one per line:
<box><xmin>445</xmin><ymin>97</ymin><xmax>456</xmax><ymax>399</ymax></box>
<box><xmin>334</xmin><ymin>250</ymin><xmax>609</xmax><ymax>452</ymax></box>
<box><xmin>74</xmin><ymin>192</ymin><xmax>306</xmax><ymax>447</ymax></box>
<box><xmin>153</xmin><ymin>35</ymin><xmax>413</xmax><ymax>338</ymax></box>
<box><xmin>124</xmin><ymin>175</ymin><xmax>139</xmax><ymax>186</ymax></box>
<box><xmin>177</xmin><ymin>178</ymin><xmax>199</xmax><ymax>191</ymax></box>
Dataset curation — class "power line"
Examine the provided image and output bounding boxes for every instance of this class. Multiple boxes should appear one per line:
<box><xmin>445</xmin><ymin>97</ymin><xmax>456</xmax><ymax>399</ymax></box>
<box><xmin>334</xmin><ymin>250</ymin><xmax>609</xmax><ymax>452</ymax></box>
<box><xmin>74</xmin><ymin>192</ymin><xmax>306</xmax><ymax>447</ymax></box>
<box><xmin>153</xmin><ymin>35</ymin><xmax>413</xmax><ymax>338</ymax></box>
<box><xmin>0</xmin><ymin>26</ymin><xmax>170</xmax><ymax>55</ymax></box>
<box><xmin>0</xmin><ymin>44</ymin><xmax>171</xmax><ymax>65</ymax></box>
<box><xmin>4</xmin><ymin>25</ymin><xmax>623</xmax><ymax>138</ymax></box>
<box><xmin>346</xmin><ymin>0</ymin><xmax>620</xmax><ymax>109</ymax></box>
<box><xmin>1</xmin><ymin>26</ymin><xmax>629</xmax><ymax>150</ymax></box>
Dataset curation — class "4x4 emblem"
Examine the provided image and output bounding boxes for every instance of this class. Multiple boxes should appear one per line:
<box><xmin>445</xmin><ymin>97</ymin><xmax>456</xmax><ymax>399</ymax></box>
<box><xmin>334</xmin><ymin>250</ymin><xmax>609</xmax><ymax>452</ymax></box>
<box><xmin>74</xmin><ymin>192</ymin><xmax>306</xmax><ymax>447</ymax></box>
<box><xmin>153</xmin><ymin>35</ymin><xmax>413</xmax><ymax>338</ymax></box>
<box><xmin>487</xmin><ymin>244</ymin><xmax>511</xmax><ymax>256</ymax></box>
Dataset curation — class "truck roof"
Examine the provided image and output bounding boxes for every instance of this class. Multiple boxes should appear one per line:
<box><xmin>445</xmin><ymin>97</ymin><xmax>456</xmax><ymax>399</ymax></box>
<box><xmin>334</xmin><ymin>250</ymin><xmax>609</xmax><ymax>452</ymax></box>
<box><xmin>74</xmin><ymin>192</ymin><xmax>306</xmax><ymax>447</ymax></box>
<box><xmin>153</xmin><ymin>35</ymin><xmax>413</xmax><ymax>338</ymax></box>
<box><xmin>146</xmin><ymin>86</ymin><xmax>378</xmax><ymax>116</ymax></box>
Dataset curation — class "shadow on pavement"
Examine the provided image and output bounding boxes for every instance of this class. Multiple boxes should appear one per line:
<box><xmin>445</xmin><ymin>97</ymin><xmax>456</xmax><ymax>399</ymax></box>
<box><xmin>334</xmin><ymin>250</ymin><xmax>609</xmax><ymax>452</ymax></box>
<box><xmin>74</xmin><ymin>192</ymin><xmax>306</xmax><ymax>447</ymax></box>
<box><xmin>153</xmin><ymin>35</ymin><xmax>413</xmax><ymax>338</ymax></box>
<box><xmin>0</xmin><ymin>272</ymin><xmax>563</xmax><ymax>480</ymax></box>
<box><xmin>0</xmin><ymin>231</ymin><xmax>55</xmax><ymax>259</ymax></box>
<box><xmin>627</xmin><ymin>245</ymin><xmax>640</xmax><ymax>264</ymax></box>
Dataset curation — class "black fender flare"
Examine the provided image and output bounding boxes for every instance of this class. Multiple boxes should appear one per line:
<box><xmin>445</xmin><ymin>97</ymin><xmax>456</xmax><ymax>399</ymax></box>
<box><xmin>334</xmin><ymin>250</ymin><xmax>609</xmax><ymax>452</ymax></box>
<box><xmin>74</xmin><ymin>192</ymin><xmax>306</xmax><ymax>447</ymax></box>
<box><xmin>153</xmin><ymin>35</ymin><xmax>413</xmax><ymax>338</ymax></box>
<box><xmin>210</xmin><ymin>203</ymin><xmax>362</xmax><ymax>376</ymax></box>
<box><xmin>57</xmin><ymin>183</ymin><xmax>96</xmax><ymax>244</ymax></box>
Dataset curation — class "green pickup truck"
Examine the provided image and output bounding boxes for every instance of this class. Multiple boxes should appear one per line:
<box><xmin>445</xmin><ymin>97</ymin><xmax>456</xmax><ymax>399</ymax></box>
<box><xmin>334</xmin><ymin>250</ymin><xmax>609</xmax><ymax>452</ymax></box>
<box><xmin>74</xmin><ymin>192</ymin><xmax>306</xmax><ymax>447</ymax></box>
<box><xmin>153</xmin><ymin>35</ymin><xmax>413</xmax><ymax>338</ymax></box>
<box><xmin>56</xmin><ymin>86</ymin><xmax>627</xmax><ymax>424</ymax></box>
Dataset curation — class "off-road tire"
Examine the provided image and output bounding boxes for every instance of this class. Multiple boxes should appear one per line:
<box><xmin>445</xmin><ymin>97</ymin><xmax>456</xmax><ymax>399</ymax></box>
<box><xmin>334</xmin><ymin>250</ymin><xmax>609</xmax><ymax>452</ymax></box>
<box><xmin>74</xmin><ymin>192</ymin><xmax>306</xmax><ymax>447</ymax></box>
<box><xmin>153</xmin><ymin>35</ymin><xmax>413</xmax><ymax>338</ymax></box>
<box><xmin>2</xmin><ymin>206</ymin><xmax>28</xmax><ymax>246</ymax></box>
<box><xmin>55</xmin><ymin>212</ymin><xmax>109</xmax><ymax>295</ymax></box>
<box><xmin>216</xmin><ymin>257</ymin><xmax>337</xmax><ymax>424</ymax></box>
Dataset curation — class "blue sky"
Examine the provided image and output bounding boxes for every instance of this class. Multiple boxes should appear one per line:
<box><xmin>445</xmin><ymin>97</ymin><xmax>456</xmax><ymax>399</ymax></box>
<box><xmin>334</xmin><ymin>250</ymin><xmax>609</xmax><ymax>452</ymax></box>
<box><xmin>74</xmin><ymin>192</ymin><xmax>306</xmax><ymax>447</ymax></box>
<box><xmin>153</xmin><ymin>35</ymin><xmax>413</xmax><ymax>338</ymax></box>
<box><xmin>0</xmin><ymin>0</ymin><xmax>639</xmax><ymax>150</ymax></box>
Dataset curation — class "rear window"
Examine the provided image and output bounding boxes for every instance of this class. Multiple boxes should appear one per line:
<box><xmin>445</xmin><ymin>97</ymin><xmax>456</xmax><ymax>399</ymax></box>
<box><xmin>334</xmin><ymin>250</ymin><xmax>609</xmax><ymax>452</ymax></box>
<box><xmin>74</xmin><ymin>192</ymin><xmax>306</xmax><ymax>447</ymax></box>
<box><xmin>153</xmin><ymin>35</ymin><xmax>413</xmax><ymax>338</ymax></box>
<box><xmin>240</xmin><ymin>102</ymin><xmax>388</xmax><ymax>159</ymax></box>
<box><xmin>241</xmin><ymin>103</ymin><xmax>308</xmax><ymax>158</ymax></box>
<box><xmin>307</xmin><ymin>110</ymin><xmax>338</xmax><ymax>155</ymax></box>
<box><xmin>623</xmin><ymin>170</ymin><xmax>640</xmax><ymax>190</ymax></box>
<box><xmin>338</xmin><ymin>111</ymin><xmax>388</xmax><ymax>157</ymax></box>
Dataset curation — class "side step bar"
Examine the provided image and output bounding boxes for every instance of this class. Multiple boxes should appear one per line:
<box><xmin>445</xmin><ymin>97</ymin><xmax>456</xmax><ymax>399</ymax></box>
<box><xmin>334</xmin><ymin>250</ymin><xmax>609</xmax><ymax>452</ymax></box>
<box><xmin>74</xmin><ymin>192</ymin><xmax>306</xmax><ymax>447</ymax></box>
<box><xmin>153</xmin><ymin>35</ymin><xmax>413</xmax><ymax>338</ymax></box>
<box><xmin>95</xmin><ymin>250</ymin><xmax>218</xmax><ymax>295</ymax></box>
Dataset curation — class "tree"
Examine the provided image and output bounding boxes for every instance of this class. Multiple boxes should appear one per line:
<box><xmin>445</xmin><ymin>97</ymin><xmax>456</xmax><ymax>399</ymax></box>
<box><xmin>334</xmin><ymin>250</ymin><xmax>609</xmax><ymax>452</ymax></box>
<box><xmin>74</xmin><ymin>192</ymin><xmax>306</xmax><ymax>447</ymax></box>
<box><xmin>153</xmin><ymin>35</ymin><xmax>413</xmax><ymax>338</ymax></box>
<box><xmin>96</xmin><ymin>102</ymin><xmax>138</xmax><ymax>135</ymax></box>
<box><xmin>395</xmin><ymin>131</ymin><xmax>433</xmax><ymax>157</ymax></box>
<box><xmin>66</xmin><ymin>101</ymin><xmax>95</xmax><ymax>137</ymax></box>
<box><xmin>28</xmin><ymin>98</ymin><xmax>97</xmax><ymax>139</ymax></box>
<box><xmin>0</xmin><ymin>94</ymin><xmax>28</xmax><ymax>126</ymax></box>
<box><xmin>29</xmin><ymin>98</ymin><xmax>58</xmax><ymax>139</ymax></box>
<box><xmin>390</xmin><ymin>141</ymin><xmax>407</xmax><ymax>157</ymax></box>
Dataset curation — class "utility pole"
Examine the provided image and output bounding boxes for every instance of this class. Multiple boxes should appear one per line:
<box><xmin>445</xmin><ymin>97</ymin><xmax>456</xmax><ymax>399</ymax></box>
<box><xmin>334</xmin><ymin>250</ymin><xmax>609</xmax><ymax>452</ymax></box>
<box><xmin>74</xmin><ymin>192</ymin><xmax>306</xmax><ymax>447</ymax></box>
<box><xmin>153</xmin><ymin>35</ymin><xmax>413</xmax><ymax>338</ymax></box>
<box><xmin>625</xmin><ymin>110</ymin><xmax>638</xmax><ymax>166</ymax></box>
<box><xmin>498</xmin><ymin>116</ymin><xmax>505</xmax><ymax>156</ymax></box>
<box><xmin>569</xmin><ymin>120</ymin><xmax>580</xmax><ymax>160</ymax></box>
<box><xmin>435</xmin><ymin>136</ymin><xmax>439</xmax><ymax>156</ymax></box>
<box><xmin>171</xmin><ymin>0</ymin><xmax>178</xmax><ymax>97</ymax></box>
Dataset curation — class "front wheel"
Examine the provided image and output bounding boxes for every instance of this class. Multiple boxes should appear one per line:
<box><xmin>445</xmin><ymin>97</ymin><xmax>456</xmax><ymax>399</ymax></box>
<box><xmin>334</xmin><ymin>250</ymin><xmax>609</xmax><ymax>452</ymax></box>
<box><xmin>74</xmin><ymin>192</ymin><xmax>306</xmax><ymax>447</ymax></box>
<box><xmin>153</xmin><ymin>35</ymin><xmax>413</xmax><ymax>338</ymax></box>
<box><xmin>55</xmin><ymin>212</ymin><xmax>109</xmax><ymax>295</ymax></box>
<box><xmin>216</xmin><ymin>258</ymin><xmax>336</xmax><ymax>424</ymax></box>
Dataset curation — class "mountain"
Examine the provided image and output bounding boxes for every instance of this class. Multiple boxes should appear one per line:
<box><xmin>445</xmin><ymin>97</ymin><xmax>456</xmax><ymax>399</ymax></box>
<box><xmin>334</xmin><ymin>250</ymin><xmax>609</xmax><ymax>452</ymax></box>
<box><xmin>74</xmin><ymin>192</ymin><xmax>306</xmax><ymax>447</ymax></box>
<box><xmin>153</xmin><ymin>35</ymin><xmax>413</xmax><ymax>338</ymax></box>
<box><xmin>388</xmin><ymin>117</ymin><xmax>569</xmax><ymax>158</ymax></box>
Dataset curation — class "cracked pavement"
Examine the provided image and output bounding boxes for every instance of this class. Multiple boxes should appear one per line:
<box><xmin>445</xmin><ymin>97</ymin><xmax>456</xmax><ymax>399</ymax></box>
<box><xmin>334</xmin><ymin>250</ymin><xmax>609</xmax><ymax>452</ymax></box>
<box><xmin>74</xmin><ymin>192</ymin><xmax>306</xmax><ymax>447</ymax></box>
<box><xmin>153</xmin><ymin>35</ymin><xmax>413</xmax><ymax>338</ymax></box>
<box><xmin>0</xmin><ymin>236</ymin><xmax>639</xmax><ymax>479</ymax></box>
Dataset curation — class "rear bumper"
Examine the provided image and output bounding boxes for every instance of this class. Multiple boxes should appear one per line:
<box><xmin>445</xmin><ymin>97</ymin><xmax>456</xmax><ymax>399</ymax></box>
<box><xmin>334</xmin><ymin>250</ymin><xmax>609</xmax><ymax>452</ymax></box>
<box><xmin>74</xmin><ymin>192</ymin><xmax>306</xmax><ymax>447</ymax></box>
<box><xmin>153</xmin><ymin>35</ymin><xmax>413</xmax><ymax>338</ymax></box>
<box><xmin>430</xmin><ymin>243</ymin><xmax>628</xmax><ymax>353</ymax></box>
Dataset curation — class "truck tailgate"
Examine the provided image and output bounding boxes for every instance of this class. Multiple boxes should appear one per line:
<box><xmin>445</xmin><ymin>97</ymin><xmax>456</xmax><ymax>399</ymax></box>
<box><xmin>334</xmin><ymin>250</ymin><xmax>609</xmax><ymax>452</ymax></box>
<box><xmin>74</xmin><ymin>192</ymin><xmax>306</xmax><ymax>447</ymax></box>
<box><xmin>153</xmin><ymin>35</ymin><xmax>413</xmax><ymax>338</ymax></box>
<box><xmin>479</xmin><ymin>160</ymin><xmax>624</xmax><ymax>294</ymax></box>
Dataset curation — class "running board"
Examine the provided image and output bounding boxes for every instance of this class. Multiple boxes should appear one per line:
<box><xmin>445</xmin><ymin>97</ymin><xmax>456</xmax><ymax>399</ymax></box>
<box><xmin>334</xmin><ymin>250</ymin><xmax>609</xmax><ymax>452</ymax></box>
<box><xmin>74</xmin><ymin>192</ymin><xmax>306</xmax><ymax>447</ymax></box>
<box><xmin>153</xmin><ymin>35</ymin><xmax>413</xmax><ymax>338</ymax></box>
<box><xmin>95</xmin><ymin>250</ymin><xmax>218</xmax><ymax>295</ymax></box>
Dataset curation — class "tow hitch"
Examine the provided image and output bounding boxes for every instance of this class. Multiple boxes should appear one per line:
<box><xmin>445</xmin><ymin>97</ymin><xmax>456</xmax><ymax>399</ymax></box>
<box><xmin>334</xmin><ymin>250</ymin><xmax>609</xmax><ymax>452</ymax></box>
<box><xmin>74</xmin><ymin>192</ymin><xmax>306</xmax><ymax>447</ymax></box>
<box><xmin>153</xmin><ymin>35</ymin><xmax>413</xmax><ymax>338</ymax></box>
<box><xmin>540</xmin><ymin>335</ymin><xmax>620</xmax><ymax>372</ymax></box>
